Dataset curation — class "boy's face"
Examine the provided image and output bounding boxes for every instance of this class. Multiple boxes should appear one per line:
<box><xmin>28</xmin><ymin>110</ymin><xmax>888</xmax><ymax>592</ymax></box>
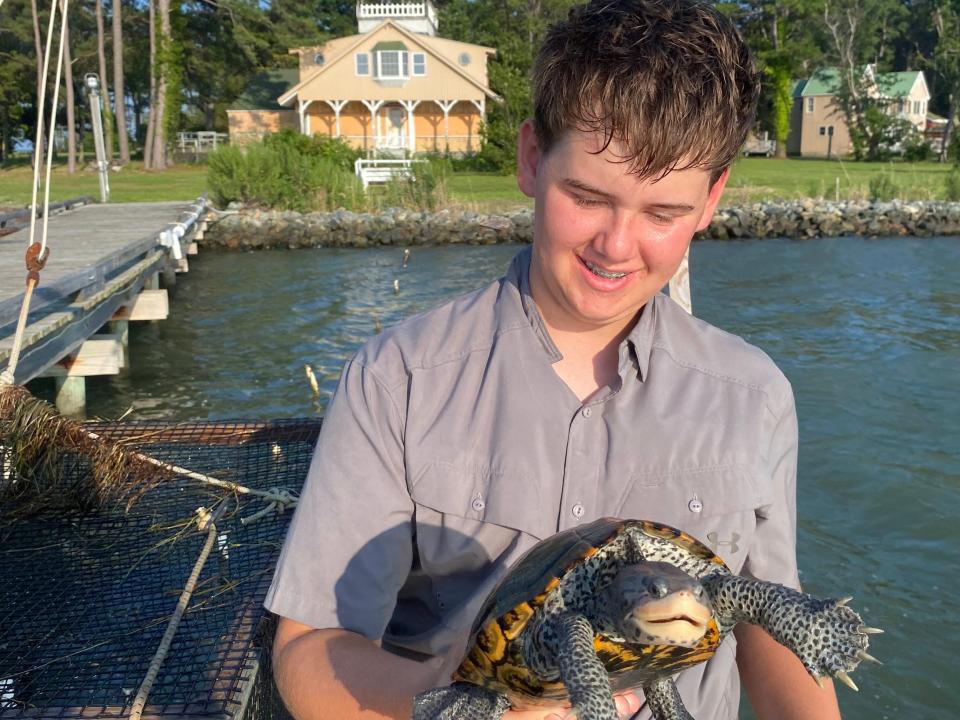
<box><xmin>517</xmin><ymin>122</ymin><xmax>728</xmax><ymax>335</ymax></box>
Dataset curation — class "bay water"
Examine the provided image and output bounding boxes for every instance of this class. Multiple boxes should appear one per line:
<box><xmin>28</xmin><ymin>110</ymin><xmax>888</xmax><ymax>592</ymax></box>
<box><xmin>69</xmin><ymin>237</ymin><xmax>958</xmax><ymax>719</ymax></box>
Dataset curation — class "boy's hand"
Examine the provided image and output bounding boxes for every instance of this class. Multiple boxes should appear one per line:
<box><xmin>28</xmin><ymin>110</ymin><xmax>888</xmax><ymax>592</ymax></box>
<box><xmin>505</xmin><ymin>691</ymin><xmax>641</xmax><ymax>719</ymax></box>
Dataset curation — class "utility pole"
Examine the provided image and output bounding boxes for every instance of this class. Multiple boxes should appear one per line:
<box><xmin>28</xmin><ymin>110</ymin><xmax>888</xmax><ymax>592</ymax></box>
<box><xmin>84</xmin><ymin>73</ymin><xmax>110</xmax><ymax>202</ymax></box>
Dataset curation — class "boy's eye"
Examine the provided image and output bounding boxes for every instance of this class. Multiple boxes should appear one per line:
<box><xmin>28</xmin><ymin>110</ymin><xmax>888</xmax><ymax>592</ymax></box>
<box><xmin>572</xmin><ymin>194</ymin><xmax>605</xmax><ymax>208</ymax></box>
<box><xmin>649</xmin><ymin>213</ymin><xmax>674</xmax><ymax>225</ymax></box>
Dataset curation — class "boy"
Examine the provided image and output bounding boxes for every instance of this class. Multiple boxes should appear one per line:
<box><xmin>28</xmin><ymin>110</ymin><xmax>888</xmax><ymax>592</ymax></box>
<box><xmin>265</xmin><ymin>1</ymin><xmax>842</xmax><ymax>717</ymax></box>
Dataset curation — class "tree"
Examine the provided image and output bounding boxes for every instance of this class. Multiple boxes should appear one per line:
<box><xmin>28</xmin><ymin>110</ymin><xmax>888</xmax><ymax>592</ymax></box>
<box><xmin>112</xmin><ymin>0</ymin><xmax>130</xmax><ymax>163</ymax></box>
<box><xmin>932</xmin><ymin>1</ymin><xmax>960</xmax><ymax>162</ymax></box>
<box><xmin>62</xmin><ymin>0</ymin><xmax>76</xmax><ymax>172</ymax></box>
<box><xmin>95</xmin><ymin>0</ymin><xmax>114</xmax><ymax>158</ymax></box>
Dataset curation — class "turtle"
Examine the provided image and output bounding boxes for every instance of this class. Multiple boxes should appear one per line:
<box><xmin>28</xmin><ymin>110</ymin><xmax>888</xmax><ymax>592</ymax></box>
<box><xmin>412</xmin><ymin>517</ymin><xmax>880</xmax><ymax>720</ymax></box>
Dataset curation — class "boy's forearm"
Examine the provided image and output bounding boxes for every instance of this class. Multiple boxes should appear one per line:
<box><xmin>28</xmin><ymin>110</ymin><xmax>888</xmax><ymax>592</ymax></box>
<box><xmin>273</xmin><ymin>620</ymin><xmax>442</xmax><ymax>720</ymax></box>
<box><xmin>735</xmin><ymin>623</ymin><xmax>841</xmax><ymax>720</ymax></box>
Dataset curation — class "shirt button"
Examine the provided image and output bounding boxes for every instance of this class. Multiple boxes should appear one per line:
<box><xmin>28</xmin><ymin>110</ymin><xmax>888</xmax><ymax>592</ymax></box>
<box><xmin>572</xmin><ymin>503</ymin><xmax>585</xmax><ymax>519</ymax></box>
<box><xmin>582</xmin><ymin>407</ymin><xmax>592</xmax><ymax>418</ymax></box>
<box><xmin>688</xmin><ymin>497</ymin><xmax>703</xmax><ymax>513</ymax></box>
<box><xmin>471</xmin><ymin>495</ymin><xmax>485</xmax><ymax>512</ymax></box>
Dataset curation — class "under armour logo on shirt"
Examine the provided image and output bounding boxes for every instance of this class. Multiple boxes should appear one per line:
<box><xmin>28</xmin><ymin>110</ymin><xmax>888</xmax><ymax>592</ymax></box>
<box><xmin>707</xmin><ymin>531</ymin><xmax>741</xmax><ymax>554</ymax></box>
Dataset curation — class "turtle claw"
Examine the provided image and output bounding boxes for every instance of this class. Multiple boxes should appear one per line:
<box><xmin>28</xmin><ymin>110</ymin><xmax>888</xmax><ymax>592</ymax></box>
<box><xmin>835</xmin><ymin>596</ymin><xmax>853</xmax><ymax>607</ymax></box>
<box><xmin>859</xmin><ymin>626</ymin><xmax>884</xmax><ymax>635</ymax></box>
<box><xmin>815</xmin><ymin>676</ymin><xmax>825</xmax><ymax>689</ymax></box>
<box><xmin>835</xmin><ymin>671</ymin><xmax>859</xmax><ymax>692</ymax></box>
<box><xmin>857</xmin><ymin>650</ymin><xmax>882</xmax><ymax>665</ymax></box>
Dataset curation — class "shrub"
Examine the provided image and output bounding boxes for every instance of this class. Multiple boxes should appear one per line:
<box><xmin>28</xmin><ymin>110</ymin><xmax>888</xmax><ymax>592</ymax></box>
<box><xmin>375</xmin><ymin>157</ymin><xmax>451</xmax><ymax>211</ymax></box>
<box><xmin>207</xmin><ymin>137</ymin><xmax>365</xmax><ymax>211</ymax></box>
<box><xmin>945</xmin><ymin>168</ymin><xmax>960</xmax><ymax>202</ymax></box>
<box><xmin>902</xmin><ymin>135</ymin><xmax>935</xmax><ymax>162</ymax></box>
<box><xmin>868</xmin><ymin>171</ymin><xmax>898</xmax><ymax>202</ymax></box>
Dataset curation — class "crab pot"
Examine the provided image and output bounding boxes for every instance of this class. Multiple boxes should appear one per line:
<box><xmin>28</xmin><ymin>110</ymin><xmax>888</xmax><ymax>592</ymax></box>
<box><xmin>0</xmin><ymin>419</ymin><xmax>319</xmax><ymax>720</ymax></box>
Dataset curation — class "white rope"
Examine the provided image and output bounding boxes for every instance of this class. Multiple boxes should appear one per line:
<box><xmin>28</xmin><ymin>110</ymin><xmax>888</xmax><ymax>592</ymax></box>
<box><xmin>39</xmin><ymin>0</ymin><xmax>70</xmax><ymax>255</ymax></box>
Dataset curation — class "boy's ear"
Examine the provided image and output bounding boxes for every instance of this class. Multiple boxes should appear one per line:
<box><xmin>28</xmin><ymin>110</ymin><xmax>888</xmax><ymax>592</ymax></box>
<box><xmin>517</xmin><ymin>120</ymin><xmax>541</xmax><ymax>198</ymax></box>
<box><xmin>696</xmin><ymin>168</ymin><xmax>730</xmax><ymax>232</ymax></box>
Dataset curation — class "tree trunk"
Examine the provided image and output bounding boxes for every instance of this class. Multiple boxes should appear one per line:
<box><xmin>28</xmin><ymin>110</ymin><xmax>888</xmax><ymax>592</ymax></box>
<box><xmin>31</xmin><ymin>0</ymin><xmax>46</xmax><ymax>167</ymax></box>
<box><xmin>95</xmin><ymin>0</ymin><xmax>114</xmax><ymax>159</ymax></box>
<box><xmin>150</xmin><ymin>0</ymin><xmax>171</xmax><ymax>170</ymax></box>
<box><xmin>112</xmin><ymin>0</ymin><xmax>130</xmax><ymax>163</ymax></box>
<box><xmin>144</xmin><ymin>0</ymin><xmax>156</xmax><ymax>168</ymax></box>
<box><xmin>63</xmin><ymin>4</ymin><xmax>76</xmax><ymax>173</ymax></box>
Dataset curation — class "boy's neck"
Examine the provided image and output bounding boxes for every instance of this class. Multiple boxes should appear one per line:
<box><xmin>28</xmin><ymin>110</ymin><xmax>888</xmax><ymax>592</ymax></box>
<box><xmin>540</xmin><ymin>315</ymin><xmax>636</xmax><ymax>403</ymax></box>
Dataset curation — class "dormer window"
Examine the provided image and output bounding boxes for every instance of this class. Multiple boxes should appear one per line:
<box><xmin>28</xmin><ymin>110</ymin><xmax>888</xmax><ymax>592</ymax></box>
<box><xmin>372</xmin><ymin>41</ymin><xmax>410</xmax><ymax>80</ymax></box>
<box><xmin>356</xmin><ymin>53</ymin><xmax>370</xmax><ymax>75</ymax></box>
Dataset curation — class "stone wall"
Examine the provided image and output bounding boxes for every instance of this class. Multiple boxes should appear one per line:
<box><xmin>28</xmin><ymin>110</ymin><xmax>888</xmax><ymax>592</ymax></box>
<box><xmin>203</xmin><ymin>200</ymin><xmax>960</xmax><ymax>250</ymax></box>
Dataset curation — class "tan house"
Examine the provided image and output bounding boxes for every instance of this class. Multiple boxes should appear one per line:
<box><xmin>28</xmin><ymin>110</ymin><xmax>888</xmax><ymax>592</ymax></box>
<box><xmin>788</xmin><ymin>67</ymin><xmax>930</xmax><ymax>157</ymax></box>
<box><xmin>227</xmin><ymin>0</ymin><xmax>499</xmax><ymax>155</ymax></box>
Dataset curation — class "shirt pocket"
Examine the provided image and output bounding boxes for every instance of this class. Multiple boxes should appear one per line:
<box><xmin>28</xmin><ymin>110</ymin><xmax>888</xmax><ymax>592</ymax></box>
<box><xmin>615</xmin><ymin>464</ymin><xmax>767</xmax><ymax>574</ymax></box>
<box><xmin>408</xmin><ymin>459</ymin><xmax>545</xmax><ymax>616</ymax></box>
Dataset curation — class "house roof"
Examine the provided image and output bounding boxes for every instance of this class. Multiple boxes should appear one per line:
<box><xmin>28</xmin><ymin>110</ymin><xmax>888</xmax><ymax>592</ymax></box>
<box><xmin>229</xmin><ymin>68</ymin><xmax>298</xmax><ymax>111</ymax></box>
<box><xmin>278</xmin><ymin>20</ymin><xmax>499</xmax><ymax>105</ymax></box>
<box><xmin>799</xmin><ymin>67</ymin><xmax>925</xmax><ymax>98</ymax></box>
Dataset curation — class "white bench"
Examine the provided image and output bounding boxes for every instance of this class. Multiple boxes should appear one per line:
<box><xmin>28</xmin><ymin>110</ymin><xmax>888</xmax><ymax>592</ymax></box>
<box><xmin>355</xmin><ymin>158</ymin><xmax>420</xmax><ymax>188</ymax></box>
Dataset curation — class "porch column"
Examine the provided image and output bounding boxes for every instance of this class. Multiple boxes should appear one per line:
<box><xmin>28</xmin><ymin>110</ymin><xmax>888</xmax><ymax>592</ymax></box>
<box><xmin>297</xmin><ymin>99</ymin><xmax>315</xmax><ymax>135</ymax></box>
<box><xmin>360</xmin><ymin>100</ymin><xmax>384</xmax><ymax>154</ymax></box>
<box><xmin>327</xmin><ymin>100</ymin><xmax>347</xmax><ymax>138</ymax></box>
<box><xmin>437</xmin><ymin>100</ymin><xmax>456</xmax><ymax>151</ymax></box>
<box><xmin>399</xmin><ymin>100</ymin><xmax>421</xmax><ymax>154</ymax></box>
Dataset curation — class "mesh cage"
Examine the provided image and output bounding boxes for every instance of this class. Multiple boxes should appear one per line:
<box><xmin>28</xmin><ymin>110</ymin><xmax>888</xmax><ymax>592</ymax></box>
<box><xmin>0</xmin><ymin>419</ymin><xmax>320</xmax><ymax>720</ymax></box>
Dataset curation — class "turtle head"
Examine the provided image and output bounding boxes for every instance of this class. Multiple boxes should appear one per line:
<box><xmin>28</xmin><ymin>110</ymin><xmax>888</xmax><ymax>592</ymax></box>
<box><xmin>604</xmin><ymin>561</ymin><xmax>713</xmax><ymax>648</ymax></box>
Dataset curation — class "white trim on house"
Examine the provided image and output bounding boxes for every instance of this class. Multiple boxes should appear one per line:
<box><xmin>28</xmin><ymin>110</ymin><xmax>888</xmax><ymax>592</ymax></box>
<box><xmin>377</xmin><ymin>50</ymin><xmax>409</xmax><ymax>79</ymax></box>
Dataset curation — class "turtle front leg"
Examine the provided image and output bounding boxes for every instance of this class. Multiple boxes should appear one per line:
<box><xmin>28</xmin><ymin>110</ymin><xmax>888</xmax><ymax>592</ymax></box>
<box><xmin>703</xmin><ymin>574</ymin><xmax>878</xmax><ymax>689</ymax></box>
<box><xmin>641</xmin><ymin>677</ymin><xmax>695</xmax><ymax>720</ymax></box>
<box><xmin>549</xmin><ymin>612</ymin><xmax>619</xmax><ymax>720</ymax></box>
<box><xmin>412</xmin><ymin>682</ymin><xmax>511</xmax><ymax>720</ymax></box>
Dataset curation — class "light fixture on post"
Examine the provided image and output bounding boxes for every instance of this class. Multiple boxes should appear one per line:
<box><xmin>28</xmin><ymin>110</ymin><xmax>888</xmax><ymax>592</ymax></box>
<box><xmin>84</xmin><ymin>72</ymin><xmax>110</xmax><ymax>203</ymax></box>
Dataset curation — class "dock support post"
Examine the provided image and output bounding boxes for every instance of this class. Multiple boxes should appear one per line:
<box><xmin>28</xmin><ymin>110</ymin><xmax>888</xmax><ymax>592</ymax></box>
<box><xmin>108</xmin><ymin>319</ymin><xmax>129</xmax><ymax>368</ymax></box>
<box><xmin>54</xmin><ymin>376</ymin><xmax>86</xmax><ymax>417</ymax></box>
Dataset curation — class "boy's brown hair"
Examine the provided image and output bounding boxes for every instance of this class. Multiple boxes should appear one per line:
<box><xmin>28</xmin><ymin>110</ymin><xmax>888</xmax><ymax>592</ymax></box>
<box><xmin>533</xmin><ymin>0</ymin><xmax>759</xmax><ymax>182</ymax></box>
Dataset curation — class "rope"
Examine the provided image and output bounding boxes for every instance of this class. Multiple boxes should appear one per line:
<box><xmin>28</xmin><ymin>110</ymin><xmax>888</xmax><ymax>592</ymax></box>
<box><xmin>128</xmin><ymin>505</ymin><xmax>224</xmax><ymax>720</ymax></box>
<box><xmin>0</xmin><ymin>0</ymin><xmax>64</xmax><ymax>386</ymax></box>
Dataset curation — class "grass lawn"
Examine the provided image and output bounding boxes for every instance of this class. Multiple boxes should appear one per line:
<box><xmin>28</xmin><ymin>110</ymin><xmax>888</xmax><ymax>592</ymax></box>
<box><xmin>1</xmin><ymin>156</ymin><xmax>956</xmax><ymax>212</ymax></box>
<box><xmin>0</xmin><ymin>160</ymin><xmax>209</xmax><ymax>209</ymax></box>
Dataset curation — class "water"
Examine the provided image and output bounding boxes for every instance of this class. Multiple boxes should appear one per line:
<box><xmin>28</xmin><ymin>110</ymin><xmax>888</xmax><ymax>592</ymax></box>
<box><xmin>70</xmin><ymin>237</ymin><xmax>958</xmax><ymax>719</ymax></box>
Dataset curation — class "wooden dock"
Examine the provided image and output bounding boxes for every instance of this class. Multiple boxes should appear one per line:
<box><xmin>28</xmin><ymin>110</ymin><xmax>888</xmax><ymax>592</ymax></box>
<box><xmin>0</xmin><ymin>199</ymin><xmax>209</xmax><ymax>414</ymax></box>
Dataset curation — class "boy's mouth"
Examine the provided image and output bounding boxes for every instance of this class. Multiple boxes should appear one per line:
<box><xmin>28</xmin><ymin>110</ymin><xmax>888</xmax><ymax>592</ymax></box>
<box><xmin>582</xmin><ymin>258</ymin><xmax>629</xmax><ymax>280</ymax></box>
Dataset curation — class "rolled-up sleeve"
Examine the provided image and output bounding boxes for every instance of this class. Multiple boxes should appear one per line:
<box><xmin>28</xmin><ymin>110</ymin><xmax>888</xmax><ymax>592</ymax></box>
<box><xmin>264</xmin><ymin>355</ymin><xmax>414</xmax><ymax>640</ymax></box>
<box><xmin>742</xmin><ymin>379</ymin><xmax>801</xmax><ymax>590</ymax></box>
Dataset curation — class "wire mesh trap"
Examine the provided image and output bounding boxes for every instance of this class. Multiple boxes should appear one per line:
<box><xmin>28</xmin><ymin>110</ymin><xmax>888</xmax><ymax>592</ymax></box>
<box><xmin>0</xmin><ymin>419</ymin><xmax>321</xmax><ymax>720</ymax></box>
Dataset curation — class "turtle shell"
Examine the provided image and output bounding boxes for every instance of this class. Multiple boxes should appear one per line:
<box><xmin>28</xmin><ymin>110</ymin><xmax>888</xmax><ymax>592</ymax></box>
<box><xmin>453</xmin><ymin>517</ymin><xmax>729</xmax><ymax>705</ymax></box>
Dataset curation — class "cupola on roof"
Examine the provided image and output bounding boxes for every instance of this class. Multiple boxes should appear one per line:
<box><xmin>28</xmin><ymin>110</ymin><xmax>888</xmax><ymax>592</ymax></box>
<box><xmin>356</xmin><ymin>0</ymin><xmax>439</xmax><ymax>36</ymax></box>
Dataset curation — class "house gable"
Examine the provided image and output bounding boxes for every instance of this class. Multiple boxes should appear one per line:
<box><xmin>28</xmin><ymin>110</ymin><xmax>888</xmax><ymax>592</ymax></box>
<box><xmin>280</xmin><ymin>21</ymin><xmax>497</xmax><ymax>106</ymax></box>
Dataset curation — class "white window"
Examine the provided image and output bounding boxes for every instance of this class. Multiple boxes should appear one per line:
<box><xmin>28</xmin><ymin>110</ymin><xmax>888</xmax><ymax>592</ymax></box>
<box><xmin>913</xmin><ymin>100</ymin><xmax>921</xmax><ymax>114</ymax></box>
<box><xmin>819</xmin><ymin>126</ymin><xmax>826</xmax><ymax>136</ymax></box>
<box><xmin>806</xmin><ymin>97</ymin><xmax>814</xmax><ymax>113</ymax></box>
<box><xmin>356</xmin><ymin>53</ymin><xmax>370</xmax><ymax>75</ymax></box>
<box><xmin>413</xmin><ymin>53</ymin><xmax>426</xmax><ymax>76</ymax></box>
<box><xmin>377</xmin><ymin>50</ymin><xmax>409</xmax><ymax>79</ymax></box>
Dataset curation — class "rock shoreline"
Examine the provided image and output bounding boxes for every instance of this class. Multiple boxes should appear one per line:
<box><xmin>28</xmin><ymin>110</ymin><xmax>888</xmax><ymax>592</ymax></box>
<box><xmin>203</xmin><ymin>200</ymin><xmax>960</xmax><ymax>250</ymax></box>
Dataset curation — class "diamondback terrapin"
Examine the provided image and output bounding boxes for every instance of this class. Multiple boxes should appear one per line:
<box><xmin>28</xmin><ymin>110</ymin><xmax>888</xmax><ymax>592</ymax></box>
<box><xmin>413</xmin><ymin>517</ymin><xmax>880</xmax><ymax>720</ymax></box>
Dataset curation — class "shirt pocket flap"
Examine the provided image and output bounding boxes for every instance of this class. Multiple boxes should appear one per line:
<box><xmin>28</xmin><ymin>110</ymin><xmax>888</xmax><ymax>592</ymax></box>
<box><xmin>619</xmin><ymin>464</ymin><xmax>768</xmax><ymax>521</ymax></box>
<box><xmin>410</xmin><ymin>459</ymin><xmax>547</xmax><ymax>540</ymax></box>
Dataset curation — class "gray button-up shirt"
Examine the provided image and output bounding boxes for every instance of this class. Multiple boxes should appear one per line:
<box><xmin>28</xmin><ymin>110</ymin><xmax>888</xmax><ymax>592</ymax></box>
<box><xmin>265</xmin><ymin>247</ymin><xmax>799</xmax><ymax>719</ymax></box>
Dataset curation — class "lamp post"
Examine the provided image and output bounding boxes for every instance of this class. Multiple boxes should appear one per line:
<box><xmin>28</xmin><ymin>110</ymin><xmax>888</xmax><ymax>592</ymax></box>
<box><xmin>84</xmin><ymin>73</ymin><xmax>110</xmax><ymax>202</ymax></box>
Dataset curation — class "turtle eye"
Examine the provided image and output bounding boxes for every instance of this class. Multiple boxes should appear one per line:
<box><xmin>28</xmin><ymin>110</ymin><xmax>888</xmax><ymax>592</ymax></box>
<box><xmin>651</xmin><ymin>578</ymin><xmax>669</xmax><ymax>598</ymax></box>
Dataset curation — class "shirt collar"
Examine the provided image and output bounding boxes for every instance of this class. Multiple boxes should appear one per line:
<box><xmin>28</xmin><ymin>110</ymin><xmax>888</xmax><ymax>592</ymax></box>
<box><xmin>504</xmin><ymin>246</ymin><xmax>658</xmax><ymax>380</ymax></box>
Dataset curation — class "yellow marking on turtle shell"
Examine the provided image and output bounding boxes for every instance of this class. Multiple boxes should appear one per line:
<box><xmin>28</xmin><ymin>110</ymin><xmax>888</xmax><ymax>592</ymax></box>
<box><xmin>453</xmin><ymin>655</ymin><xmax>485</xmax><ymax>685</ymax></box>
<box><xmin>501</xmin><ymin>602</ymin><xmax>535</xmax><ymax>640</ymax></box>
<box><xmin>476</xmin><ymin>619</ymin><xmax>508</xmax><ymax>662</ymax></box>
<box><xmin>582</xmin><ymin>545</ymin><xmax>600</xmax><ymax>559</ymax></box>
<box><xmin>593</xmin><ymin>635</ymin><xmax>642</xmax><ymax>664</ymax></box>
<box><xmin>495</xmin><ymin>661</ymin><xmax>544</xmax><ymax>696</ymax></box>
